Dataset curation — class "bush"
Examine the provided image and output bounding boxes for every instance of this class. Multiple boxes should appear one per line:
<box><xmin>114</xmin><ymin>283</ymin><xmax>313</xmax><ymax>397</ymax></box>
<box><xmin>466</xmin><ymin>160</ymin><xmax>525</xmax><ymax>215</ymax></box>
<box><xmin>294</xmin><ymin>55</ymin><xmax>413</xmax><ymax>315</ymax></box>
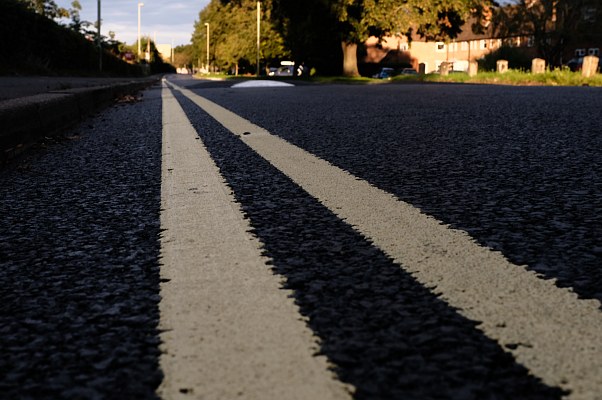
<box><xmin>478</xmin><ymin>46</ymin><xmax>533</xmax><ymax>72</ymax></box>
<box><xmin>0</xmin><ymin>0</ymin><xmax>145</xmax><ymax>76</ymax></box>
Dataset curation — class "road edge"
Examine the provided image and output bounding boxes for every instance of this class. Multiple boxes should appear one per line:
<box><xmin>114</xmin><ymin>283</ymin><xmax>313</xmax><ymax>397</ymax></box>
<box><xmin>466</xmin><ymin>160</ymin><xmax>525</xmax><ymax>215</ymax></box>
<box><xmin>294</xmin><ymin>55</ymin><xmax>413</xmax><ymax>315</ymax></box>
<box><xmin>0</xmin><ymin>77</ymin><xmax>160</xmax><ymax>164</ymax></box>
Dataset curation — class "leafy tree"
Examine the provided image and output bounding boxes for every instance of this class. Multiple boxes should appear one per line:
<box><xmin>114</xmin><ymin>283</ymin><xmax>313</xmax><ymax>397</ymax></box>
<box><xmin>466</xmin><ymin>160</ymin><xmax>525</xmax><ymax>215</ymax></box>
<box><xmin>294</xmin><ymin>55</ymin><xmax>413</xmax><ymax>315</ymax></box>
<box><xmin>273</xmin><ymin>0</ymin><xmax>493</xmax><ymax>76</ymax></box>
<box><xmin>173</xmin><ymin>44</ymin><xmax>195</xmax><ymax>69</ymax></box>
<box><xmin>478</xmin><ymin>45</ymin><xmax>532</xmax><ymax>70</ymax></box>
<box><xmin>271</xmin><ymin>0</ymin><xmax>341</xmax><ymax>75</ymax></box>
<box><xmin>67</xmin><ymin>0</ymin><xmax>87</xmax><ymax>33</ymax></box>
<box><xmin>192</xmin><ymin>0</ymin><xmax>289</xmax><ymax>75</ymax></box>
<box><xmin>492</xmin><ymin>0</ymin><xmax>601</xmax><ymax>66</ymax></box>
<box><xmin>20</xmin><ymin>0</ymin><xmax>68</xmax><ymax>19</ymax></box>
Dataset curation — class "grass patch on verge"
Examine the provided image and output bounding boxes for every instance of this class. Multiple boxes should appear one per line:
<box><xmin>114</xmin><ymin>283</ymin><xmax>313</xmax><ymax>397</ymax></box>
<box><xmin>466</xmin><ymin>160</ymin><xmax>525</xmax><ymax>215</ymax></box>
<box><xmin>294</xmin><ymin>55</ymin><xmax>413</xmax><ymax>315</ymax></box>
<box><xmin>192</xmin><ymin>69</ymin><xmax>602</xmax><ymax>87</ymax></box>
<box><xmin>393</xmin><ymin>69</ymin><xmax>602</xmax><ymax>87</ymax></box>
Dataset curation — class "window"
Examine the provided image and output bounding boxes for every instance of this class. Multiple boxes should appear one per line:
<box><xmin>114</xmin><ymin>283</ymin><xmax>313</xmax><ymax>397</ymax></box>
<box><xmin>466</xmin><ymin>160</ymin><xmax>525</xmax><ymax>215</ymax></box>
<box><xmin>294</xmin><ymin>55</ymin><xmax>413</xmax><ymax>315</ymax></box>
<box><xmin>461</xmin><ymin>41</ymin><xmax>468</xmax><ymax>51</ymax></box>
<box><xmin>583</xmin><ymin>7</ymin><xmax>596</xmax><ymax>23</ymax></box>
<box><xmin>480</xmin><ymin>40</ymin><xmax>487</xmax><ymax>50</ymax></box>
<box><xmin>575</xmin><ymin>48</ymin><xmax>586</xmax><ymax>56</ymax></box>
<box><xmin>435</xmin><ymin>42</ymin><xmax>446</xmax><ymax>52</ymax></box>
<box><xmin>527</xmin><ymin>36</ymin><xmax>535</xmax><ymax>47</ymax></box>
<box><xmin>588</xmin><ymin>48</ymin><xmax>600</xmax><ymax>56</ymax></box>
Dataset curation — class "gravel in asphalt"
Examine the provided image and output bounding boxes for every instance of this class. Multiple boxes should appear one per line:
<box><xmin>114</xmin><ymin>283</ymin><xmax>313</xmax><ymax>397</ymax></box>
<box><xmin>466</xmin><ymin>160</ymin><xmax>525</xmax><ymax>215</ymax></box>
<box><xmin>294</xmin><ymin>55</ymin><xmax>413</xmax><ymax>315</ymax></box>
<box><xmin>0</xmin><ymin>84</ymin><xmax>163</xmax><ymax>399</ymax></box>
<box><xmin>194</xmin><ymin>83</ymin><xmax>602</xmax><ymax>307</ymax></box>
<box><xmin>1</xmin><ymin>76</ymin><xmax>599</xmax><ymax>399</ymax></box>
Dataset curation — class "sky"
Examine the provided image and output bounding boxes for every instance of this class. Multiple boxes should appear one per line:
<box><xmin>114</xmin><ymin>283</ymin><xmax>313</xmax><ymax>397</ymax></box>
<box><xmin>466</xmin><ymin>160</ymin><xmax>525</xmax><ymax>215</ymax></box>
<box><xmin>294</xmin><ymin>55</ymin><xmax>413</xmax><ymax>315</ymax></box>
<box><xmin>54</xmin><ymin>0</ymin><xmax>210</xmax><ymax>46</ymax></box>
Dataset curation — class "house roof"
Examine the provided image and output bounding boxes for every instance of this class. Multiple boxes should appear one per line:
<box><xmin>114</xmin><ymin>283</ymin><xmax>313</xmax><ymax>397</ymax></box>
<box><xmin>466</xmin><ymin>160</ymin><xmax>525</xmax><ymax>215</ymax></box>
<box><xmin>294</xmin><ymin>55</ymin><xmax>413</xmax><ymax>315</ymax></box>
<box><xmin>454</xmin><ymin>17</ymin><xmax>496</xmax><ymax>41</ymax></box>
<box><xmin>408</xmin><ymin>5</ymin><xmax>531</xmax><ymax>43</ymax></box>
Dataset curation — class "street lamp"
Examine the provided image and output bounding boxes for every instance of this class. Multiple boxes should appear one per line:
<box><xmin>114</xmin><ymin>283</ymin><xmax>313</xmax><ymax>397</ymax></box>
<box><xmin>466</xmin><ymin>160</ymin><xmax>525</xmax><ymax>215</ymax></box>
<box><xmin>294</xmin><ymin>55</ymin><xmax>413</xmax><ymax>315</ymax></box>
<box><xmin>256</xmin><ymin>1</ymin><xmax>260</xmax><ymax>76</ymax></box>
<box><xmin>204</xmin><ymin>23</ymin><xmax>209</xmax><ymax>73</ymax></box>
<box><xmin>138</xmin><ymin>2</ymin><xmax>144</xmax><ymax>58</ymax></box>
<box><xmin>97</xmin><ymin>0</ymin><xmax>102</xmax><ymax>71</ymax></box>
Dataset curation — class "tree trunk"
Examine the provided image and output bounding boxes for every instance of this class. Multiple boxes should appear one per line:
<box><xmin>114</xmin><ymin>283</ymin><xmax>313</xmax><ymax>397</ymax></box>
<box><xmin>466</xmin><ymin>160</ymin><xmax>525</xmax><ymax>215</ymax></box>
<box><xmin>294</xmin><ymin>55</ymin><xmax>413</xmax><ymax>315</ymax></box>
<box><xmin>341</xmin><ymin>41</ymin><xmax>360</xmax><ymax>77</ymax></box>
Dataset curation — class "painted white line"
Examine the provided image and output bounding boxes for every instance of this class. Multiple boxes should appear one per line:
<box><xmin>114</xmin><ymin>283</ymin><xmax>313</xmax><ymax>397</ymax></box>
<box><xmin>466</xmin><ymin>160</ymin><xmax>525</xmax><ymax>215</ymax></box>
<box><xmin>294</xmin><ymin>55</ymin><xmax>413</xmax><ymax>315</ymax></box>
<box><xmin>158</xmin><ymin>82</ymin><xmax>351</xmax><ymax>400</ymax></box>
<box><xmin>168</xmin><ymin>80</ymin><xmax>602</xmax><ymax>400</ymax></box>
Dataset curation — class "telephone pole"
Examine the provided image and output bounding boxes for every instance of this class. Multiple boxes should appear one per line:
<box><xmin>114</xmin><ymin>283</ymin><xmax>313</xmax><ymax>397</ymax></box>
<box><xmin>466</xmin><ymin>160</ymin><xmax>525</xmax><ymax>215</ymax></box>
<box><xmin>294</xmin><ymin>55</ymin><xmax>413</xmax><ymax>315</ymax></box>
<box><xmin>256</xmin><ymin>1</ymin><xmax>260</xmax><ymax>77</ymax></box>
<box><xmin>97</xmin><ymin>0</ymin><xmax>102</xmax><ymax>72</ymax></box>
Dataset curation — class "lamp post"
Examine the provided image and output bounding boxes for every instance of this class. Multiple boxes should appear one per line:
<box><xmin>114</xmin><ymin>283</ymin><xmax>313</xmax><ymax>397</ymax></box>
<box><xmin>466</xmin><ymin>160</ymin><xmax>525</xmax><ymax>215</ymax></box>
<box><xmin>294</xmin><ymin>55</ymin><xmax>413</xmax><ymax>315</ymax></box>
<box><xmin>137</xmin><ymin>2</ymin><xmax>144</xmax><ymax>58</ymax></box>
<box><xmin>97</xmin><ymin>0</ymin><xmax>102</xmax><ymax>71</ymax></box>
<box><xmin>204</xmin><ymin>23</ymin><xmax>209</xmax><ymax>73</ymax></box>
<box><xmin>256</xmin><ymin>1</ymin><xmax>260</xmax><ymax>77</ymax></box>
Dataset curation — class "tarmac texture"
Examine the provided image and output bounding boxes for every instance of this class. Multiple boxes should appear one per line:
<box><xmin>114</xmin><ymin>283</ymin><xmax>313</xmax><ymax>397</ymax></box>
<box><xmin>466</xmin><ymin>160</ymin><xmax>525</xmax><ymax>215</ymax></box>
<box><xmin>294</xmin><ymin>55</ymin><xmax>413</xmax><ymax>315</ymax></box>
<box><xmin>0</xmin><ymin>75</ymin><xmax>160</xmax><ymax>162</ymax></box>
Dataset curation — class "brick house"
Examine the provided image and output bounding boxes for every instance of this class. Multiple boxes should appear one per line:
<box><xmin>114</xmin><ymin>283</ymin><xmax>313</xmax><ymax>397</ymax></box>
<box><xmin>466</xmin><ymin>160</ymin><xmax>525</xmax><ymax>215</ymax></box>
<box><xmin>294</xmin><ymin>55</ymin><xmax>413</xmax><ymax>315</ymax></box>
<box><xmin>363</xmin><ymin>19</ymin><xmax>535</xmax><ymax>74</ymax></box>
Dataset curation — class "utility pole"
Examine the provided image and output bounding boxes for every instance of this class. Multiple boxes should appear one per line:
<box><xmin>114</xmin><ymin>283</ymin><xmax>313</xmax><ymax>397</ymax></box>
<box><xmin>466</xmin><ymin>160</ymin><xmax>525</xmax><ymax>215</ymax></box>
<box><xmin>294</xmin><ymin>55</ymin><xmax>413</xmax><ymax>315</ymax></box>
<box><xmin>204</xmin><ymin>23</ymin><xmax>210</xmax><ymax>73</ymax></box>
<box><xmin>256</xmin><ymin>1</ymin><xmax>260</xmax><ymax>77</ymax></box>
<box><xmin>97</xmin><ymin>0</ymin><xmax>102</xmax><ymax>72</ymax></box>
<box><xmin>138</xmin><ymin>2</ymin><xmax>144</xmax><ymax>58</ymax></box>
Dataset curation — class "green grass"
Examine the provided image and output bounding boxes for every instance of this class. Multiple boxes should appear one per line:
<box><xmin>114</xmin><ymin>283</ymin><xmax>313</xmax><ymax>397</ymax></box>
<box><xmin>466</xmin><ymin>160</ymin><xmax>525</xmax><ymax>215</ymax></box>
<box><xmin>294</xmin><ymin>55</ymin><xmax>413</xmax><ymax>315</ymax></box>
<box><xmin>193</xmin><ymin>69</ymin><xmax>602</xmax><ymax>87</ymax></box>
<box><xmin>392</xmin><ymin>69</ymin><xmax>602</xmax><ymax>87</ymax></box>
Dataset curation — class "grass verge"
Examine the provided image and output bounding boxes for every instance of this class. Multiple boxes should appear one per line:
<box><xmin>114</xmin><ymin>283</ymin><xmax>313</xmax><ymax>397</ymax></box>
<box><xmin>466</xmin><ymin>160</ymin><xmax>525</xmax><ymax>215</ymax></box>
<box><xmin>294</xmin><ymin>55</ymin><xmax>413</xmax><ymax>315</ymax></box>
<box><xmin>193</xmin><ymin>69</ymin><xmax>602</xmax><ymax>87</ymax></box>
<box><xmin>393</xmin><ymin>69</ymin><xmax>602</xmax><ymax>87</ymax></box>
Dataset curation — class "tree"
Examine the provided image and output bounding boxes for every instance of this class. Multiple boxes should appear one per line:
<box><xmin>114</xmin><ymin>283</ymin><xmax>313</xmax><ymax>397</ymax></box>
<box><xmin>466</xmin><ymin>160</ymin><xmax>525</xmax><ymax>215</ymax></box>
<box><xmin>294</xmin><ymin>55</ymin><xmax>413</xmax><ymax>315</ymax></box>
<box><xmin>271</xmin><ymin>0</ymin><xmax>342</xmax><ymax>75</ymax></box>
<box><xmin>19</xmin><ymin>0</ymin><xmax>68</xmax><ymax>19</ymax></box>
<box><xmin>67</xmin><ymin>0</ymin><xmax>85</xmax><ymax>33</ymax></box>
<box><xmin>273</xmin><ymin>0</ymin><xmax>493</xmax><ymax>77</ymax></box>
<box><xmin>492</xmin><ymin>0</ymin><xmax>601</xmax><ymax>66</ymax></box>
<box><xmin>192</xmin><ymin>0</ymin><xmax>289</xmax><ymax>75</ymax></box>
<box><xmin>173</xmin><ymin>44</ymin><xmax>195</xmax><ymax>69</ymax></box>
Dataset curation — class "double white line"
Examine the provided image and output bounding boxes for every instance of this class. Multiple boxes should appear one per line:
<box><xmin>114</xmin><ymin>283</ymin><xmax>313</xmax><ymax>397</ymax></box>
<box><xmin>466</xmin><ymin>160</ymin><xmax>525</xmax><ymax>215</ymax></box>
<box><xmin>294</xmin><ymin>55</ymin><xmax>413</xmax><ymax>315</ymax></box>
<box><xmin>158</xmin><ymin>80</ymin><xmax>602</xmax><ymax>399</ymax></box>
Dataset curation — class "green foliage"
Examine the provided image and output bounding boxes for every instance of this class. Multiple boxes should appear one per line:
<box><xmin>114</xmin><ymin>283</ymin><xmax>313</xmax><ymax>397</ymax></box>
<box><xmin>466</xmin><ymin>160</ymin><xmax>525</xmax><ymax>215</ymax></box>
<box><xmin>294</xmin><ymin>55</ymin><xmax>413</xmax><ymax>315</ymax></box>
<box><xmin>192</xmin><ymin>0</ymin><xmax>289</xmax><ymax>74</ymax></box>
<box><xmin>173</xmin><ymin>44</ymin><xmax>195</xmax><ymax>69</ymax></box>
<box><xmin>66</xmin><ymin>0</ymin><xmax>89</xmax><ymax>34</ymax></box>
<box><xmin>271</xmin><ymin>0</ymin><xmax>494</xmax><ymax>76</ymax></box>
<box><xmin>414</xmin><ymin>69</ymin><xmax>602</xmax><ymax>86</ymax></box>
<box><xmin>19</xmin><ymin>0</ymin><xmax>68</xmax><ymax>19</ymax></box>
<box><xmin>477</xmin><ymin>45</ymin><xmax>533</xmax><ymax>71</ymax></box>
<box><xmin>193</xmin><ymin>0</ymin><xmax>495</xmax><ymax>76</ymax></box>
<box><xmin>0</xmin><ymin>0</ymin><xmax>145</xmax><ymax>76</ymax></box>
<box><xmin>320</xmin><ymin>0</ymin><xmax>490</xmax><ymax>44</ymax></box>
<box><xmin>492</xmin><ymin>0</ymin><xmax>602</xmax><ymax>67</ymax></box>
<box><xmin>271</xmin><ymin>0</ymin><xmax>342</xmax><ymax>75</ymax></box>
<box><xmin>134</xmin><ymin>37</ymin><xmax>176</xmax><ymax>74</ymax></box>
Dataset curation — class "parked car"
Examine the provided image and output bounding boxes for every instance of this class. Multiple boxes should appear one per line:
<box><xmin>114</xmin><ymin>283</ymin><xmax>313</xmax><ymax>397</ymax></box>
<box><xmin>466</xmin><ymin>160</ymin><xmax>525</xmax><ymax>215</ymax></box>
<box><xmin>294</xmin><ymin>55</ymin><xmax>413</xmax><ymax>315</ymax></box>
<box><xmin>268</xmin><ymin>65</ymin><xmax>294</xmax><ymax>76</ymax></box>
<box><xmin>400</xmin><ymin>68</ymin><xmax>418</xmax><ymax>75</ymax></box>
<box><xmin>372</xmin><ymin>67</ymin><xmax>396</xmax><ymax>79</ymax></box>
<box><xmin>566</xmin><ymin>57</ymin><xmax>583</xmax><ymax>72</ymax></box>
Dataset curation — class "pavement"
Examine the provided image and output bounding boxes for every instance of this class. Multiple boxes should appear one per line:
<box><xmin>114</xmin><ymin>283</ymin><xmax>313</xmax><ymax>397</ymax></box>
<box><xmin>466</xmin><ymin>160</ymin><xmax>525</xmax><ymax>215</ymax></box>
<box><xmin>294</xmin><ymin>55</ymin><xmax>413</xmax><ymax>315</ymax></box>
<box><xmin>0</xmin><ymin>75</ymin><xmax>161</xmax><ymax>163</ymax></box>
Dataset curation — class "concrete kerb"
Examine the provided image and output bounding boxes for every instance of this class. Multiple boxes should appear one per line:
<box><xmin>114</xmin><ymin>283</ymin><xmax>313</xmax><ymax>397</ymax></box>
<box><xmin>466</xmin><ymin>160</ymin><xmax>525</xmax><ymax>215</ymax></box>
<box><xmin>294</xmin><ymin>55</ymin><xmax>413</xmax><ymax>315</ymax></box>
<box><xmin>0</xmin><ymin>77</ymin><xmax>159</xmax><ymax>163</ymax></box>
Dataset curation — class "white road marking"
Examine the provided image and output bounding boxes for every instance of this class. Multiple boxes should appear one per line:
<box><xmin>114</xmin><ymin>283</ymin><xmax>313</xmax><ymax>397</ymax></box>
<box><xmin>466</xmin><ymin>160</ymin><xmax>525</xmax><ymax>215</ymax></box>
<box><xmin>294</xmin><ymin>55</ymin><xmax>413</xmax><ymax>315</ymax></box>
<box><xmin>158</xmin><ymin>82</ymin><xmax>352</xmax><ymax>400</ymax></box>
<box><xmin>167</xmin><ymin>80</ymin><xmax>602</xmax><ymax>400</ymax></box>
<box><xmin>231</xmin><ymin>80</ymin><xmax>295</xmax><ymax>88</ymax></box>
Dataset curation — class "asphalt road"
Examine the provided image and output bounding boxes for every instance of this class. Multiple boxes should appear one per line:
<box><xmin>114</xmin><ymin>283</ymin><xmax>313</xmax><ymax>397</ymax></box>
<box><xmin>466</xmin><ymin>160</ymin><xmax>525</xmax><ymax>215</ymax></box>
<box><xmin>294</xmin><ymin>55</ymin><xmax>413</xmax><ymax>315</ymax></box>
<box><xmin>1</xmin><ymin>75</ymin><xmax>600</xmax><ymax>399</ymax></box>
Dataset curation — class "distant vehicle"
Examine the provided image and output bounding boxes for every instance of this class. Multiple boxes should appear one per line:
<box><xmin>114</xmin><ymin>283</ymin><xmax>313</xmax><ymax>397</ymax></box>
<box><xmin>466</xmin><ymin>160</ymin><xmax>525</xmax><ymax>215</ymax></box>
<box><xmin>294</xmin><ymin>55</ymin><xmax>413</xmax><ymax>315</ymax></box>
<box><xmin>269</xmin><ymin>61</ymin><xmax>295</xmax><ymax>76</ymax></box>
<box><xmin>400</xmin><ymin>68</ymin><xmax>418</xmax><ymax>75</ymax></box>
<box><xmin>566</xmin><ymin>57</ymin><xmax>583</xmax><ymax>72</ymax></box>
<box><xmin>372</xmin><ymin>67</ymin><xmax>396</xmax><ymax>79</ymax></box>
<box><xmin>269</xmin><ymin>66</ymin><xmax>294</xmax><ymax>76</ymax></box>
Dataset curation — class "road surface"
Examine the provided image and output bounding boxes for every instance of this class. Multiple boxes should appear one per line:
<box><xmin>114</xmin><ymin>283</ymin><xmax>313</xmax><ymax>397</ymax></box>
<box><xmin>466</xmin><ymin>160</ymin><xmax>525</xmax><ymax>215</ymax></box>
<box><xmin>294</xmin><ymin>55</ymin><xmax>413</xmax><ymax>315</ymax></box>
<box><xmin>0</xmin><ymin>74</ymin><xmax>600</xmax><ymax>399</ymax></box>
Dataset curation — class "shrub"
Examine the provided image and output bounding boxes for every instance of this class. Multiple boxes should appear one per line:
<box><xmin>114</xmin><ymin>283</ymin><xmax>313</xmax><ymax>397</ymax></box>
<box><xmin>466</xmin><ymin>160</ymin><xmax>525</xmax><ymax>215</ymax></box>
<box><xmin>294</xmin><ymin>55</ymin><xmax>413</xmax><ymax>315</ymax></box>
<box><xmin>0</xmin><ymin>0</ymin><xmax>145</xmax><ymax>76</ymax></box>
<box><xmin>478</xmin><ymin>46</ymin><xmax>533</xmax><ymax>72</ymax></box>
